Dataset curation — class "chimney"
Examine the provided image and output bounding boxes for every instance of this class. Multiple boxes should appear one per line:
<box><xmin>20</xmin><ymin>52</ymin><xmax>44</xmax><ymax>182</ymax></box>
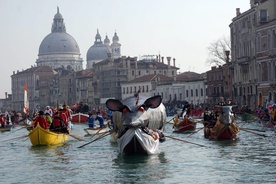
<box><xmin>161</xmin><ymin>56</ymin><xmax>164</xmax><ymax>63</ymax></box>
<box><xmin>173</xmin><ymin>58</ymin><xmax>176</xmax><ymax>67</ymax></box>
<box><xmin>236</xmin><ymin>8</ymin><xmax>241</xmax><ymax>16</ymax></box>
<box><xmin>5</xmin><ymin>92</ymin><xmax>7</xmax><ymax>99</ymax></box>
<box><xmin>225</xmin><ymin>50</ymin><xmax>230</xmax><ymax>63</ymax></box>
<box><xmin>167</xmin><ymin>57</ymin><xmax>171</xmax><ymax>68</ymax></box>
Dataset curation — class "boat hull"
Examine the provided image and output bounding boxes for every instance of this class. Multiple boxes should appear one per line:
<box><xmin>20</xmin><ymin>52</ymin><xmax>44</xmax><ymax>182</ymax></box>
<box><xmin>258</xmin><ymin>120</ymin><xmax>275</xmax><ymax>128</ymax></box>
<box><xmin>118</xmin><ymin>128</ymin><xmax>159</xmax><ymax>155</ymax></box>
<box><xmin>71</xmin><ymin>113</ymin><xmax>89</xmax><ymax>123</ymax></box>
<box><xmin>0</xmin><ymin>125</ymin><xmax>14</xmax><ymax>132</ymax></box>
<box><xmin>173</xmin><ymin>118</ymin><xmax>196</xmax><ymax>133</ymax></box>
<box><xmin>28</xmin><ymin>124</ymin><xmax>69</xmax><ymax>146</ymax></box>
<box><xmin>84</xmin><ymin>127</ymin><xmax>107</xmax><ymax>135</ymax></box>
<box><xmin>204</xmin><ymin>121</ymin><xmax>239</xmax><ymax>140</ymax></box>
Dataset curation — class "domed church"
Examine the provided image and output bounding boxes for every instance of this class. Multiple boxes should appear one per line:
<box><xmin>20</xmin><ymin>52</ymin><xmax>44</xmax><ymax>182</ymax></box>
<box><xmin>86</xmin><ymin>30</ymin><xmax>121</xmax><ymax>69</ymax></box>
<box><xmin>36</xmin><ymin>7</ymin><xmax>83</xmax><ymax>71</ymax></box>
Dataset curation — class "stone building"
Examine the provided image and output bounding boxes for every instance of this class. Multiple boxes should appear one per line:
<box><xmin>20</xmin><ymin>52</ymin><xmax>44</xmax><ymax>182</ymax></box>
<box><xmin>229</xmin><ymin>0</ymin><xmax>276</xmax><ymax>110</ymax></box>
<box><xmin>92</xmin><ymin>55</ymin><xmax>179</xmax><ymax>105</ymax></box>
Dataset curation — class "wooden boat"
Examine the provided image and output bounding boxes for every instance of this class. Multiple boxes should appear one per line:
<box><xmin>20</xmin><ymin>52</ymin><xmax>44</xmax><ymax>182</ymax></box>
<box><xmin>117</xmin><ymin>128</ymin><xmax>161</xmax><ymax>155</ymax></box>
<box><xmin>258</xmin><ymin>119</ymin><xmax>275</xmax><ymax>128</ymax></box>
<box><xmin>239</xmin><ymin>113</ymin><xmax>256</xmax><ymax>122</ymax></box>
<box><xmin>71</xmin><ymin>113</ymin><xmax>89</xmax><ymax>123</ymax></box>
<box><xmin>204</xmin><ymin>120</ymin><xmax>239</xmax><ymax>140</ymax></box>
<box><xmin>28</xmin><ymin>124</ymin><xmax>69</xmax><ymax>146</ymax></box>
<box><xmin>173</xmin><ymin>117</ymin><xmax>197</xmax><ymax>133</ymax></box>
<box><xmin>84</xmin><ymin>125</ymin><xmax>108</xmax><ymax>135</ymax></box>
<box><xmin>0</xmin><ymin>125</ymin><xmax>15</xmax><ymax>132</ymax></box>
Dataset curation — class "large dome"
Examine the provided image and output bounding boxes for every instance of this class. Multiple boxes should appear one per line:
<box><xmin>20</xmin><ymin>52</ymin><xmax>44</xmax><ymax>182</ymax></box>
<box><xmin>38</xmin><ymin>32</ymin><xmax>80</xmax><ymax>56</ymax></box>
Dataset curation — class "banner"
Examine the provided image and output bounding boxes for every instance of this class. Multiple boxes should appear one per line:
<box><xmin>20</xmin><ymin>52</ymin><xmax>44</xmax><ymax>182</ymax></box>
<box><xmin>23</xmin><ymin>83</ymin><xmax>29</xmax><ymax>114</ymax></box>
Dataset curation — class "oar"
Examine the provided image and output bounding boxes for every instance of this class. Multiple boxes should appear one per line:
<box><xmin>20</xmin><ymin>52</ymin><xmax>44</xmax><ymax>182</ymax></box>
<box><xmin>239</xmin><ymin>127</ymin><xmax>268</xmax><ymax>137</ymax></box>
<box><xmin>90</xmin><ymin>127</ymin><xmax>105</xmax><ymax>139</ymax></box>
<box><xmin>165</xmin><ymin>135</ymin><xmax>207</xmax><ymax>147</ymax></box>
<box><xmin>69</xmin><ymin>134</ymin><xmax>84</xmax><ymax>141</ymax></box>
<box><xmin>78</xmin><ymin>131</ymin><xmax>112</xmax><ymax>148</ymax></box>
<box><xmin>239</xmin><ymin>127</ymin><xmax>265</xmax><ymax>132</ymax></box>
<box><xmin>166</xmin><ymin>117</ymin><xmax>175</xmax><ymax>124</ymax></box>
<box><xmin>0</xmin><ymin>135</ymin><xmax>29</xmax><ymax>143</ymax></box>
<box><xmin>187</xmin><ymin>127</ymin><xmax>204</xmax><ymax>137</ymax></box>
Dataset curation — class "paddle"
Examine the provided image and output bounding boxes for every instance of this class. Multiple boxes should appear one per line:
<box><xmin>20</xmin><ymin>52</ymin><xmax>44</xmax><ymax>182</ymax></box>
<box><xmin>0</xmin><ymin>135</ymin><xmax>29</xmax><ymax>143</ymax></box>
<box><xmin>239</xmin><ymin>127</ymin><xmax>268</xmax><ymax>137</ymax></box>
<box><xmin>187</xmin><ymin>127</ymin><xmax>204</xmax><ymax>137</ymax></box>
<box><xmin>239</xmin><ymin>127</ymin><xmax>265</xmax><ymax>132</ymax></box>
<box><xmin>165</xmin><ymin>135</ymin><xmax>207</xmax><ymax>147</ymax></box>
<box><xmin>89</xmin><ymin>127</ymin><xmax>105</xmax><ymax>139</ymax></box>
<box><xmin>78</xmin><ymin>131</ymin><xmax>112</xmax><ymax>148</ymax></box>
<box><xmin>166</xmin><ymin>117</ymin><xmax>175</xmax><ymax>124</ymax></box>
<box><xmin>69</xmin><ymin>134</ymin><xmax>84</xmax><ymax>141</ymax></box>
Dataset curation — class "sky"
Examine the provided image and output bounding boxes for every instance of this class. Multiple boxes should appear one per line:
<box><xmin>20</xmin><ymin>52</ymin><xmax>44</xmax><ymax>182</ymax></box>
<box><xmin>0</xmin><ymin>0</ymin><xmax>250</xmax><ymax>98</ymax></box>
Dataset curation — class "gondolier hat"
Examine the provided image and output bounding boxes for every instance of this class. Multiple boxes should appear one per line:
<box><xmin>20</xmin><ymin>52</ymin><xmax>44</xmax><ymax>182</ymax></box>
<box><xmin>38</xmin><ymin>111</ymin><xmax>44</xmax><ymax>115</ymax></box>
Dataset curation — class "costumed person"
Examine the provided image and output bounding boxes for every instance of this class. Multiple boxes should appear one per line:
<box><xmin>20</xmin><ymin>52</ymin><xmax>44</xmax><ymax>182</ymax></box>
<box><xmin>0</xmin><ymin>114</ymin><xmax>6</xmax><ymax>128</ymax></box>
<box><xmin>50</xmin><ymin>112</ymin><xmax>69</xmax><ymax>133</ymax></box>
<box><xmin>45</xmin><ymin>113</ymin><xmax>52</xmax><ymax>125</ymax></box>
<box><xmin>96</xmin><ymin>111</ymin><xmax>105</xmax><ymax>128</ymax></box>
<box><xmin>32</xmin><ymin>111</ymin><xmax>49</xmax><ymax>129</ymax></box>
<box><xmin>217</xmin><ymin>97</ymin><xmax>225</xmax><ymax>106</ymax></box>
<box><xmin>181</xmin><ymin>103</ymin><xmax>190</xmax><ymax>119</ymax></box>
<box><xmin>44</xmin><ymin>106</ymin><xmax>53</xmax><ymax>117</ymax></box>
<box><xmin>87</xmin><ymin>113</ymin><xmax>95</xmax><ymax>128</ymax></box>
<box><xmin>269</xmin><ymin>105</ymin><xmax>276</xmax><ymax>123</ymax></box>
<box><xmin>58</xmin><ymin>109</ymin><xmax>68</xmax><ymax>128</ymax></box>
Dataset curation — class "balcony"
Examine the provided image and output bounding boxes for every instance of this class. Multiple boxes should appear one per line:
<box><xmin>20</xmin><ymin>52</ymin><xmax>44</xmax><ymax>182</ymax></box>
<box><xmin>237</xmin><ymin>56</ymin><xmax>250</xmax><ymax>66</ymax></box>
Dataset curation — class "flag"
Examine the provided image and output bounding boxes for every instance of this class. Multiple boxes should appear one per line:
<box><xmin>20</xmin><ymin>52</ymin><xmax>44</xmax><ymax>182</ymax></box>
<box><xmin>23</xmin><ymin>83</ymin><xmax>29</xmax><ymax>114</ymax></box>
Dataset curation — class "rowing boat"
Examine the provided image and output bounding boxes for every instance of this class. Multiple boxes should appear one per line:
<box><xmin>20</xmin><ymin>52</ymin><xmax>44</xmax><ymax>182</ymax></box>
<box><xmin>204</xmin><ymin>120</ymin><xmax>239</xmax><ymax>140</ymax></box>
<box><xmin>0</xmin><ymin>125</ymin><xmax>15</xmax><ymax>132</ymax></box>
<box><xmin>83</xmin><ymin>126</ymin><xmax>108</xmax><ymax>135</ymax></box>
<box><xmin>28</xmin><ymin>124</ymin><xmax>69</xmax><ymax>146</ymax></box>
<box><xmin>71</xmin><ymin>113</ymin><xmax>89</xmax><ymax>123</ymax></box>
<box><xmin>173</xmin><ymin>117</ymin><xmax>197</xmax><ymax>133</ymax></box>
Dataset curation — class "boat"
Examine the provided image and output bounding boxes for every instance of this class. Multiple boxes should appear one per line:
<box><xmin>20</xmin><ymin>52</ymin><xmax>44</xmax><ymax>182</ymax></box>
<box><xmin>28</xmin><ymin>124</ymin><xmax>69</xmax><ymax>146</ymax></box>
<box><xmin>0</xmin><ymin>125</ymin><xmax>15</xmax><ymax>132</ymax></box>
<box><xmin>204</xmin><ymin>120</ymin><xmax>239</xmax><ymax>140</ymax></box>
<box><xmin>84</xmin><ymin>125</ymin><xmax>108</xmax><ymax>135</ymax></box>
<box><xmin>239</xmin><ymin>113</ymin><xmax>256</xmax><ymax>122</ymax></box>
<box><xmin>173</xmin><ymin>117</ymin><xmax>197</xmax><ymax>133</ymax></box>
<box><xmin>258</xmin><ymin>119</ymin><xmax>275</xmax><ymax>129</ymax></box>
<box><xmin>117</xmin><ymin>128</ymin><xmax>161</xmax><ymax>155</ymax></box>
<box><xmin>71</xmin><ymin>113</ymin><xmax>89</xmax><ymax>123</ymax></box>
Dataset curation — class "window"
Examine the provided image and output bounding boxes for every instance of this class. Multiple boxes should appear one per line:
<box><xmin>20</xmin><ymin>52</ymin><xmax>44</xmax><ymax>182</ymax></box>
<box><xmin>260</xmin><ymin>9</ymin><xmax>268</xmax><ymax>22</ymax></box>
<box><xmin>186</xmin><ymin>90</ymin><xmax>189</xmax><ymax>97</ymax></box>
<box><xmin>191</xmin><ymin>89</ymin><xmax>193</xmax><ymax>97</ymax></box>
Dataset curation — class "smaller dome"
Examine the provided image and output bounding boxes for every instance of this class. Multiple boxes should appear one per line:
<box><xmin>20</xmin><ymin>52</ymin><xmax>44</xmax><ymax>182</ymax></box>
<box><xmin>104</xmin><ymin>35</ymin><xmax>110</xmax><ymax>45</ymax></box>
<box><xmin>112</xmin><ymin>32</ymin><xmax>119</xmax><ymax>43</ymax></box>
<box><xmin>54</xmin><ymin>7</ymin><xmax>63</xmax><ymax>19</ymax></box>
<box><xmin>86</xmin><ymin>43</ymin><xmax>111</xmax><ymax>61</ymax></box>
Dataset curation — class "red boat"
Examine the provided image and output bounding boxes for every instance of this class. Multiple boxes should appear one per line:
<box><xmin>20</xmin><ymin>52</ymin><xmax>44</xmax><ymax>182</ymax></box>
<box><xmin>173</xmin><ymin>117</ymin><xmax>197</xmax><ymax>133</ymax></box>
<box><xmin>204</xmin><ymin>120</ymin><xmax>239</xmax><ymax>140</ymax></box>
<box><xmin>71</xmin><ymin>113</ymin><xmax>89</xmax><ymax>123</ymax></box>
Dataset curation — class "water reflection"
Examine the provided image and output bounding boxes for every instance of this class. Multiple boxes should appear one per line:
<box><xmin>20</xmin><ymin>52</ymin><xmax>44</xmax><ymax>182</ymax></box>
<box><xmin>112</xmin><ymin>152</ymin><xmax>169</xmax><ymax>183</ymax></box>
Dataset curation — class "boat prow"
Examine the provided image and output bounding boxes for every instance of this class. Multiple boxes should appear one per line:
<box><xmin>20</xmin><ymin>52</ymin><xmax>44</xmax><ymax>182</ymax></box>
<box><xmin>118</xmin><ymin>128</ymin><xmax>160</xmax><ymax>155</ymax></box>
<box><xmin>28</xmin><ymin>124</ymin><xmax>69</xmax><ymax>146</ymax></box>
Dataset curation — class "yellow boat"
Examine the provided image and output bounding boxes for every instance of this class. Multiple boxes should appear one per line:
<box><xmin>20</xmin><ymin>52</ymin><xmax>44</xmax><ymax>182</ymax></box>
<box><xmin>28</xmin><ymin>124</ymin><xmax>69</xmax><ymax>146</ymax></box>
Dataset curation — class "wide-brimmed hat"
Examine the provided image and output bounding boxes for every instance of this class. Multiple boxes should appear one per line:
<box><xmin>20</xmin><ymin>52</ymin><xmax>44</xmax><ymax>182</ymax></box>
<box><xmin>38</xmin><ymin>111</ymin><xmax>44</xmax><ymax>115</ymax></box>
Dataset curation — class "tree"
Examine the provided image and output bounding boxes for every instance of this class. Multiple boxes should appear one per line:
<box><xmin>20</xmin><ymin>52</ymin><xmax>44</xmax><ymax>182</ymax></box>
<box><xmin>206</xmin><ymin>35</ymin><xmax>231</xmax><ymax>66</ymax></box>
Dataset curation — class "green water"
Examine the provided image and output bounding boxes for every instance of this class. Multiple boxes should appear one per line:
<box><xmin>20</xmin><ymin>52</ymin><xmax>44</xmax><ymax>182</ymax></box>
<box><xmin>0</xmin><ymin>120</ymin><xmax>275</xmax><ymax>184</ymax></box>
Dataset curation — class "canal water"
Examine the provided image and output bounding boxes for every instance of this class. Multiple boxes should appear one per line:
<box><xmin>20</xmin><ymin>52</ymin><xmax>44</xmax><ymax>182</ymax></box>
<box><xmin>0</xmin><ymin>118</ymin><xmax>275</xmax><ymax>184</ymax></box>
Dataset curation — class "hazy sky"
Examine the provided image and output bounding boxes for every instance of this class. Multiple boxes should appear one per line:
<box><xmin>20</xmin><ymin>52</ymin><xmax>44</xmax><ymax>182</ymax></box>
<box><xmin>0</xmin><ymin>0</ymin><xmax>250</xmax><ymax>98</ymax></box>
